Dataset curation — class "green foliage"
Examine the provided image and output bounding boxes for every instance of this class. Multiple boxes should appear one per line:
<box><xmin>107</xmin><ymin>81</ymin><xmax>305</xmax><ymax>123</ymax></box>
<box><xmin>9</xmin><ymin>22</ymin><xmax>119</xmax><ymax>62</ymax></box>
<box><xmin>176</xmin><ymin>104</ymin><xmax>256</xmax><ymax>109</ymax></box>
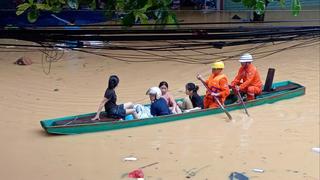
<box><xmin>122</xmin><ymin>12</ymin><xmax>135</xmax><ymax>26</ymax></box>
<box><xmin>15</xmin><ymin>0</ymin><xmax>177</xmax><ymax>27</ymax></box>
<box><xmin>35</xmin><ymin>3</ymin><xmax>51</xmax><ymax>11</ymax></box>
<box><xmin>255</xmin><ymin>0</ymin><xmax>266</xmax><ymax>15</ymax></box>
<box><xmin>15</xmin><ymin>0</ymin><xmax>98</xmax><ymax>22</ymax></box>
<box><xmin>89</xmin><ymin>0</ymin><xmax>96</xmax><ymax>9</ymax></box>
<box><xmin>103</xmin><ymin>0</ymin><xmax>177</xmax><ymax>27</ymax></box>
<box><xmin>291</xmin><ymin>0</ymin><xmax>301</xmax><ymax>16</ymax></box>
<box><xmin>279</xmin><ymin>0</ymin><xmax>286</xmax><ymax>7</ymax></box>
<box><xmin>67</xmin><ymin>0</ymin><xmax>79</xmax><ymax>9</ymax></box>
<box><xmin>231</xmin><ymin>0</ymin><xmax>301</xmax><ymax>17</ymax></box>
<box><xmin>28</xmin><ymin>8</ymin><xmax>39</xmax><ymax>23</ymax></box>
<box><xmin>16</xmin><ymin>3</ymin><xmax>31</xmax><ymax>15</ymax></box>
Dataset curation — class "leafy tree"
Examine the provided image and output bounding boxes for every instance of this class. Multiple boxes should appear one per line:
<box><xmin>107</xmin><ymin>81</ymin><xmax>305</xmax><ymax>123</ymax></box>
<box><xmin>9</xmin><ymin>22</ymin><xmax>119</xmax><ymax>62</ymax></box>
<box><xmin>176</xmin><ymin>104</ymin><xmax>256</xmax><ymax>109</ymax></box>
<box><xmin>16</xmin><ymin>0</ymin><xmax>177</xmax><ymax>26</ymax></box>
<box><xmin>231</xmin><ymin>0</ymin><xmax>301</xmax><ymax>21</ymax></box>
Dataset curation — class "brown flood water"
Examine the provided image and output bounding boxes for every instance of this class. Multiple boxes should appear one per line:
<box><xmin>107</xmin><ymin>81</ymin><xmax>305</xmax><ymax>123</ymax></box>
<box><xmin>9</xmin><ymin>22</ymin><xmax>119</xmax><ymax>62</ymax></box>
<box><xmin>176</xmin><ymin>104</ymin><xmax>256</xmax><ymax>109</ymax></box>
<box><xmin>0</xmin><ymin>15</ymin><xmax>319</xmax><ymax>180</ymax></box>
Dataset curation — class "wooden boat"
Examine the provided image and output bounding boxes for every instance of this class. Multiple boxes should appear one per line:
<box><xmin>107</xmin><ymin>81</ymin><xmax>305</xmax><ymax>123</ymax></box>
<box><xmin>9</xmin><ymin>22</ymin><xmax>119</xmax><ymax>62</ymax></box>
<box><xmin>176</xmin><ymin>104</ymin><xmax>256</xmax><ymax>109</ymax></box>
<box><xmin>40</xmin><ymin>81</ymin><xmax>305</xmax><ymax>135</ymax></box>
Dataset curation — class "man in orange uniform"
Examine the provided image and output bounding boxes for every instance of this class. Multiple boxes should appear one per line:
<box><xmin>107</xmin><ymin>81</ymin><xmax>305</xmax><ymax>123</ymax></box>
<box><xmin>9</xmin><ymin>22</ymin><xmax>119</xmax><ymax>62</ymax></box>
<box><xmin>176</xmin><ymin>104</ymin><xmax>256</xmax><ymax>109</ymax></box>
<box><xmin>197</xmin><ymin>61</ymin><xmax>230</xmax><ymax>108</ymax></box>
<box><xmin>231</xmin><ymin>53</ymin><xmax>262</xmax><ymax>101</ymax></box>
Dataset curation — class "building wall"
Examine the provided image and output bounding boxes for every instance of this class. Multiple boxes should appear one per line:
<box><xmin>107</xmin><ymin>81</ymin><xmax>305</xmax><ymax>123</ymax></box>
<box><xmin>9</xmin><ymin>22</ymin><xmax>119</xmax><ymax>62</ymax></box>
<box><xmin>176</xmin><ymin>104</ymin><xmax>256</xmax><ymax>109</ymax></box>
<box><xmin>223</xmin><ymin>0</ymin><xmax>320</xmax><ymax>10</ymax></box>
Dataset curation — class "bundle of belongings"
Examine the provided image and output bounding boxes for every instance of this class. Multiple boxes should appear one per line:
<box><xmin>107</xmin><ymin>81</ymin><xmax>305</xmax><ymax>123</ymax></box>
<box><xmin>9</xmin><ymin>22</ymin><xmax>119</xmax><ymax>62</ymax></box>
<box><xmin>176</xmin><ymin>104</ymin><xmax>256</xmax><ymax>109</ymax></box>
<box><xmin>134</xmin><ymin>104</ymin><xmax>153</xmax><ymax>119</ymax></box>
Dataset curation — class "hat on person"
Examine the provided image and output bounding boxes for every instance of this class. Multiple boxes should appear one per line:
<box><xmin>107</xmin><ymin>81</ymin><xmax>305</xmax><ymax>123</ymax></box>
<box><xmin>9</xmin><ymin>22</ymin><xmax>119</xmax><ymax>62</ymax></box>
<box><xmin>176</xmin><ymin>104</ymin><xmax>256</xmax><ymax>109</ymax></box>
<box><xmin>239</xmin><ymin>53</ymin><xmax>253</xmax><ymax>62</ymax></box>
<box><xmin>211</xmin><ymin>61</ymin><xmax>225</xmax><ymax>69</ymax></box>
<box><xmin>146</xmin><ymin>87</ymin><xmax>162</xmax><ymax>99</ymax></box>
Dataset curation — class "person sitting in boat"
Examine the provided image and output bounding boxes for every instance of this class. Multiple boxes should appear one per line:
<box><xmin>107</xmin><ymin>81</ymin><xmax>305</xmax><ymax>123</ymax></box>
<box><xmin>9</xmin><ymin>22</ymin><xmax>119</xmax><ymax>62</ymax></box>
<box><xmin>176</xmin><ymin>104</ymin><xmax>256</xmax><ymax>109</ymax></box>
<box><xmin>177</xmin><ymin>82</ymin><xmax>204</xmax><ymax>111</ymax></box>
<box><xmin>92</xmin><ymin>75</ymin><xmax>138</xmax><ymax>121</ymax></box>
<box><xmin>231</xmin><ymin>53</ymin><xmax>262</xmax><ymax>101</ymax></box>
<box><xmin>158</xmin><ymin>81</ymin><xmax>182</xmax><ymax>114</ymax></box>
<box><xmin>146</xmin><ymin>87</ymin><xmax>172</xmax><ymax>116</ymax></box>
<box><xmin>197</xmin><ymin>61</ymin><xmax>230</xmax><ymax>108</ymax></box>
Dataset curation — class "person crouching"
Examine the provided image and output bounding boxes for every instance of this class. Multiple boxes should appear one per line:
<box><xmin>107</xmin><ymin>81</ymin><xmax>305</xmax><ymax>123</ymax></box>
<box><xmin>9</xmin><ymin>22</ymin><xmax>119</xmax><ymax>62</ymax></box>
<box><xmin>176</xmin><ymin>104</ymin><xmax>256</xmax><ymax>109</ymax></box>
<box><xmin>231</xmin><ymin>53</ymin><xmax>262</xmax><ymax>101</ymax></box>
<box><xmin>146</xmin><ymin>87</ymin><xmax>172</xmax><ymax>116</ymax></box>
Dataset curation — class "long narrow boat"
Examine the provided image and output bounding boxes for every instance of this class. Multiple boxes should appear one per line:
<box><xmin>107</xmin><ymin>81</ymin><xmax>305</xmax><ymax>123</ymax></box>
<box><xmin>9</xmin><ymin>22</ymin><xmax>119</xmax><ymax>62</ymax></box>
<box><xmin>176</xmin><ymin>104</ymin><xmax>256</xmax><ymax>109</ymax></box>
<box><xmin>40</xmin><ymin>81</ymin><xmax>305</xmax><ymax>135</ymax></box>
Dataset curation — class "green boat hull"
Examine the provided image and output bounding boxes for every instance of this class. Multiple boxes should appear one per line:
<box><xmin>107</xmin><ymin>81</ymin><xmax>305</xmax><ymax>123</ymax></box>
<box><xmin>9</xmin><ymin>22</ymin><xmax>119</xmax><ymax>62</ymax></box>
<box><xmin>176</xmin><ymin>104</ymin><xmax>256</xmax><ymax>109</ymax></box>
<box><xmin>40</xmin><ymin>81</ymin><xmax>305</xmax><ymax>135</ymax></box>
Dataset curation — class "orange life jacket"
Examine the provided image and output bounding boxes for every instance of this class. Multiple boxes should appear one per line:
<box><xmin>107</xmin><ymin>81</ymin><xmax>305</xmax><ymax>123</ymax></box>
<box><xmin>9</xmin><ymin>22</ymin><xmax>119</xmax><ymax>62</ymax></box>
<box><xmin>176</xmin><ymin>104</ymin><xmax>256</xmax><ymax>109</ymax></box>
<box><xmin>231</xmin><ymin>64</ymin><xmax>262</xmax><ymax>91</ymax></box>
<box><xmin>205</xmin><ymin>73</ymin><xmax>230</xmax><ymax>102</ymax></box>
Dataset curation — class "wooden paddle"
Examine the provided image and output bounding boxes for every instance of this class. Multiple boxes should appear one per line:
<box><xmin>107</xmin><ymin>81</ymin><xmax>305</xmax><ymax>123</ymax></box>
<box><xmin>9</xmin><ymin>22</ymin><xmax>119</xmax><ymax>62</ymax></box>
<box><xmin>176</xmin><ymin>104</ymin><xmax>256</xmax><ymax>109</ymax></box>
<box><xmin>232</xmin><ymin>85</ymin><xmax>250</xmax><ymax>116</ymax></box>
<box><xmin>198</xmin><ymin>78</ymin><xmax>232</xmax><ymax>120</ymax></box>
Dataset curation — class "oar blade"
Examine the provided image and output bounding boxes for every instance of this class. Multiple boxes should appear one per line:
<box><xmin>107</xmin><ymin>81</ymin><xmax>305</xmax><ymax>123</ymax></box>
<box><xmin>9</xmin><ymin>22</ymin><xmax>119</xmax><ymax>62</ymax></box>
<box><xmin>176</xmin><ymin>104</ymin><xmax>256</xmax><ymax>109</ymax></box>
<box><xmin>226</xmin><ymin>111</ymin><xmax>233</xmax><ymax>120</ymax></box>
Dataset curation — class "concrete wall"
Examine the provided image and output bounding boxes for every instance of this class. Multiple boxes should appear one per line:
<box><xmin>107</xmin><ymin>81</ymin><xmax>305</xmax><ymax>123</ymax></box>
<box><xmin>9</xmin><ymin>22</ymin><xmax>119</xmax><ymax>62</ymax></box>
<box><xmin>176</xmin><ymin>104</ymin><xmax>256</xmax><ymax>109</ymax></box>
<box><xmin>223</xmin><ymin>0</ymin><xmax>320</xmax><ymax>10</ymax></box>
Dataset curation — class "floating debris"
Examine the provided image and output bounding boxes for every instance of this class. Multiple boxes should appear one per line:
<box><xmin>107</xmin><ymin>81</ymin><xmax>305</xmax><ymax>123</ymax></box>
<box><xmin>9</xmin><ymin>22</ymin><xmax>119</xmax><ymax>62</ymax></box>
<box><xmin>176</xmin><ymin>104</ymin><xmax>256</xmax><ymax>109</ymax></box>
<box><xmin>312</xmin><ymin>147</ymin><xmax>320</xmax><ymax>153</ymax></box>
<box><xmin>229</xmin><ymin>172</ymin><xmax>249</xmax><ymax>180</ymax></box>
<box><xmin>252</xmin><ymin>168</ymin><xmax>264</xmax><ymax>173</ymax></box>
<box><xmin>128</xmin><ymin>169</ymin><xmax>144</xmax><ymax>179</ymax></box>
<box><xmin>121</xmin><ymin>162</ymin><xmax>159</xmax><ymax>179</ymax></box>
<box><xmin>123</xmin><ymin>157</ymin><xmax>138</xmax><ymax>161</ymax></box>
<box><xmin>14</xmin><ymin>56</ymin><xmax>32</xmax><ymax>65</ymax></box>
<box><xmin>184</xmin><ymin>165</ymin><xmax>211</xmax><ymax>178</ymax></box>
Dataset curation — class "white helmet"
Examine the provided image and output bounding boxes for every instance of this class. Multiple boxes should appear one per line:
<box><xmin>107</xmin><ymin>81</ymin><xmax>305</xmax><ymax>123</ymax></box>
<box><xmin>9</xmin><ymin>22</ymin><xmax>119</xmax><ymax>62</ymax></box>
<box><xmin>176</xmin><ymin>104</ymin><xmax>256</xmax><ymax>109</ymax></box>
<box><xmin>239</xmin><ymin>53</ymin><xmax>253</xmax><ymax>63</ymax></box>
<box><xmin>146</xmin><ymin>87</ymin><xmax>162</xmax><ymax>99</ymax></box>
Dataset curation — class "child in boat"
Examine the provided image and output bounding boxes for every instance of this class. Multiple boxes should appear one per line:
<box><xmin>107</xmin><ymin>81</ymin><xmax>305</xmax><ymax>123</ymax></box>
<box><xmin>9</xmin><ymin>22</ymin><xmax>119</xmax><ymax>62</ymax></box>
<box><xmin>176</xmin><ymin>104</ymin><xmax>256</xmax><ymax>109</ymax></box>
<box><xmin>158</xmin><ymin>81</ymin><xmax>182</xmax><ymax>114</ymax></box>
<box><xmin>146</xmin><ymin>87</ymin><xmax>172</xmax><ymax>116</ymax></box>
<box><xmin>178</xmin><ymin>83</ymin><xmax>204</xmax><ymax>111</ymax></box>
<box><xmin>92</xmin><ymin>75</ymin><xmax>138</xmax><ymax>121</ymax></box>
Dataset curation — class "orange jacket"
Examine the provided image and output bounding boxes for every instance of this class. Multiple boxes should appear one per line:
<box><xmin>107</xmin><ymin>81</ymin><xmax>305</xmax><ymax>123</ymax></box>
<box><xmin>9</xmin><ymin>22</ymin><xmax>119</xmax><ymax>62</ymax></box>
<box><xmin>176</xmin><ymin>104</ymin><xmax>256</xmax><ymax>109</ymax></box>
<box><xmin>205</xmin><ymin>74</ymin><xmax>230</xmax><ymax>100</ymax></box>
<box><xmin>231</xmin><ymin>64</ymin><xmax>262</xmax><ymax>91</ymax></box>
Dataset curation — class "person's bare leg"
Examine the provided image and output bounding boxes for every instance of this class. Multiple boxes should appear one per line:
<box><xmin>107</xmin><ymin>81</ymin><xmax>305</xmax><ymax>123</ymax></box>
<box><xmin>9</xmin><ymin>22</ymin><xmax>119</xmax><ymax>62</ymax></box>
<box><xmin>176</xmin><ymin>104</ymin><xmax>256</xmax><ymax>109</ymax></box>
<box><xmin>126</xmin><ymin>109</ymin><xmax>139</xmax><ymax>119</ymax></box>
<box><xmin>175</xmin><ymin>105</ymin><xmax>182</xmax><ymax>114</ymax></box>
<box><xmin>123</xmin><ymin>102</ymin><xmax>134</xmax><ymax>109</ymax></box>
<box><xmin>169</xmin><ymin>107</ymin><xmax>176</xmax><ymax>114</ymax></box>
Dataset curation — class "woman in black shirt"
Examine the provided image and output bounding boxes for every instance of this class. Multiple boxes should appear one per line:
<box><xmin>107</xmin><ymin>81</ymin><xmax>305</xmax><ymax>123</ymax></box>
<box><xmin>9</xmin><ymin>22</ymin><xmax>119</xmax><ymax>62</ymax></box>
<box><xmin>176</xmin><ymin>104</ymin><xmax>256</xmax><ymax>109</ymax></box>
<box><xmin>177</xmin><ymin>82</ymin><xmax>204</xmax><ymax>111</ymax></box>
<box><xmin>92</xmin><ymin>75</ymin><xmax>138</xmax><ymax>120</ymax></box>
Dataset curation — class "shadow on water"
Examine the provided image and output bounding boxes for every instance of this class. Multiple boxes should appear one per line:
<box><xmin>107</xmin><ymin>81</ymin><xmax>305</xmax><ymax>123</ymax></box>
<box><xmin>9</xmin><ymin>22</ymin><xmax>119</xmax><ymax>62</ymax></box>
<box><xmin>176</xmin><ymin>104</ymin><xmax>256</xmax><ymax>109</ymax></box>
<box><xmin>34</xmin><ymin>129</ymin><xmax>64</xmax><ymax>137</ymax></box>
